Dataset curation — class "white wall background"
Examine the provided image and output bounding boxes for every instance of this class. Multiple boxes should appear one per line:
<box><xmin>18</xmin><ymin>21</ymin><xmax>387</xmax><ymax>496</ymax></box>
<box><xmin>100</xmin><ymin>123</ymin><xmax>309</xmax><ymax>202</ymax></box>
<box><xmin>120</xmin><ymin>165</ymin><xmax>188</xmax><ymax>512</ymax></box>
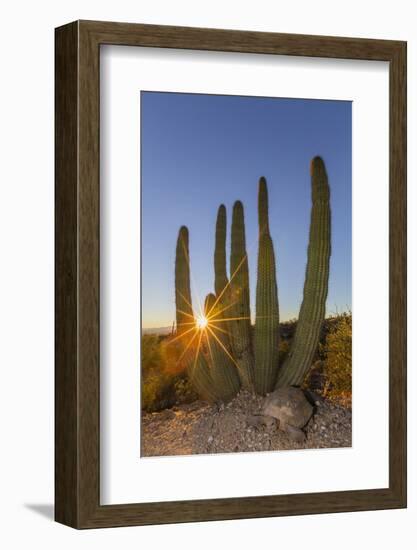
<box><xmin>0</xmin><ymin>0</ymin><xmax>415</xmax><ymax>547</ymax></box>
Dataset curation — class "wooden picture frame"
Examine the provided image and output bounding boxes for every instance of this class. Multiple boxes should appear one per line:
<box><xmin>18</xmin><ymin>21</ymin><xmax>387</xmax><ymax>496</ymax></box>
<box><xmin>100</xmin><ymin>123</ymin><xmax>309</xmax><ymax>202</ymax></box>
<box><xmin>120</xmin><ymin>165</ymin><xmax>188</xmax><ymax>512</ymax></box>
<box><xmin>55</xmin><ymin>20</ymin><xmax>407</xmax><ymax>529</ymax></box>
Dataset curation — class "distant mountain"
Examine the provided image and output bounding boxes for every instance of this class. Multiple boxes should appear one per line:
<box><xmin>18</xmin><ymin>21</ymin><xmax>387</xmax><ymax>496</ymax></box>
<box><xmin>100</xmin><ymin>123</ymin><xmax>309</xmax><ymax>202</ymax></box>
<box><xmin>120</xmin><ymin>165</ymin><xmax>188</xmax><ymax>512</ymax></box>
<box><xmin>142</xmin><ymin>326</ymin><xmax>172</xmax><ymax>336</ymax></box>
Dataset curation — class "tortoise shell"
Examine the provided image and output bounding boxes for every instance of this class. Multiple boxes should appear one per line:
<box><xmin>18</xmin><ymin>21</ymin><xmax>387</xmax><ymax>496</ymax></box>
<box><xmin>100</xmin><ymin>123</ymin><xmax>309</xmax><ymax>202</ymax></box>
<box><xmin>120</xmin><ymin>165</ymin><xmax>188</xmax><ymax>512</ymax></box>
<box><xmin>262</xmin><ymin>386</ymin><xmax>313</xmax><ymax>429</ymax></box>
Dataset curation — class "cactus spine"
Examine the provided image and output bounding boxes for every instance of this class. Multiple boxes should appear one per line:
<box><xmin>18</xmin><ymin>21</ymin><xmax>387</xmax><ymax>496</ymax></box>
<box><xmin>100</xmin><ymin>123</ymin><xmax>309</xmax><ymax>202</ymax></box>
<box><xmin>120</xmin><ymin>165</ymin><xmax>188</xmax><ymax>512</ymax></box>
<box><xmin>276</xmin><ymin>156</ymin><xmax>331</xmax><ymax>387</ymax></box>
<box><xmin>229</xmin><ymin>201</ymin><xmax>254</xmax><ymax>389</ymax></box>
<box><xmin>204</xmin><ymin>293</ymin><xmax>241</xmax><ymax>401</ymax></box>
<box><xmin>254</xmin><ymin>177</ymin><xmax>280</xmax><ymax>394</ymax></box>
<box><xmin>175</xmin><ymin>226</ymin><xmax>194</xmax><ymax>335</ymax></box>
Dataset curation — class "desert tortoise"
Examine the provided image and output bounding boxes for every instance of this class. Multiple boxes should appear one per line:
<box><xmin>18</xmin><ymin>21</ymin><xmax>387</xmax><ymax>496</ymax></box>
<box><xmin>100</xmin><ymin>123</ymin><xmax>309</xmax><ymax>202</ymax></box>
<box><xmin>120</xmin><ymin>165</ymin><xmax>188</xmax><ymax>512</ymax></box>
<box><xmin>249</xmin><ymin>386</ymin><xmax>314</xmax><ymax>442</ymax></box>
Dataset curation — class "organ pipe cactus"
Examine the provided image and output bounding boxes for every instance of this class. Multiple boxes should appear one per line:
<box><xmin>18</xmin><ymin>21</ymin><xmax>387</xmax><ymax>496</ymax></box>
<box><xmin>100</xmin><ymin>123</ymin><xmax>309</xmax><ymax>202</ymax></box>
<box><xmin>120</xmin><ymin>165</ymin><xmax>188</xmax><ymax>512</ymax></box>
<box><xmin>175</xmin><ymin>226</ymin><xmax>194</xmax><ymax>335</ymax></box>
<box><xmin>229</xmin><ymin>201</ymin><xmax>254</xmax><ymax>389</ymax></box>
<box><xmin>276</xmin><ymin>156</ymin><xmax>331</xmax><ymax>387</ymax></box>
<box><xmin>175</xmin><ymin>226</ymin><xmax>218</xmax><ymax>400</ymax></box>
<box><xmin>174</xmin><ymin>155</ymin><xmax>331</xmax><ymax>402</ymax></box>
<box><xmin>204</xmin><ymin>293</ymin><xmax>241</xmax><ymax>401</ymax></box>
<box><xmin>214</xmin><ymin>205</ymin><xmax>229</xmax><ymax>300</ymax></box>
<box><xmin>188</xmin><ymin>346</ymin><xmax>219</xmax><ymax>402</ymax></box>
<box><xmin>254</xmin><ymin>177</ymin><xmax>280</xmax><ymax>394</ymax></box>
<box><xmin>214</xmin><ymin>205</ymin><xmax>235</xmax><ymax>346</ymax></box>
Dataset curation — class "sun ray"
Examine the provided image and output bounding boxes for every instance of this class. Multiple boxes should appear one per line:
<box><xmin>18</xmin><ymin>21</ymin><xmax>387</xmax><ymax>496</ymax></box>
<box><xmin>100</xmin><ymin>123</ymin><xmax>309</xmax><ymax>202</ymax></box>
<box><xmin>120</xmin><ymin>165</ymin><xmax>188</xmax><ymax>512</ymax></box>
<box><xmin>176</xmin><ymin>308</ymin><xmax>196</xmax><ymax>321</ymax></box>
<box><xmin>205</xmin><ymin>327</ymin><xmax>215</xmax><ymax>366</ymax></box>
<box><xmin>173</xmin><ymin>328</ymin><xmax>199</xmax><ymax>368</ymax></box>
<box><xmin>210</xmin><ymin>316</ymin><xmax>251</xmax><ymax>323</ymax></box>
<box><xmin>181</xmin><ymin>239</ymin><xmax>204</xmax><ymax>319</ymax></box>
<box><xmin>206</xmin><ymin>231</ymin><xmax>259</xmax><ymax>323</ymax></box>
<box><xmin>175</xmin><ymin>291</ymin><xmax>194</xmax><ymax>315</ymax></box>
<box><xmin>167</xmin><ymin>325</ymin><xmax>196</xmax><ymax>344</ymax></box>
<box><xmin>190</xmin><ymin>329</ymin><xmax>204</xmax><ymax>377</ymax></box>
<box><xmin>207</xmin><ymin>299</ymin><xmax>239</xmax><ymax>320</ymax></box>
<box><xmin>206</xmin><ymin>252</ymin><xmax>249</xmax><ymax>318</ymax></box>
<box><xmin>209</xmin><ymin>323</ymin><xmax>230</xmax><ymax>336</ymax></box>
<box><xmin>207</xmin><ymin>326</ymin><xmax>241</xmax><ymax>370</ymax></box>
<box><xmin>174</xmin><ymin>314</ymin><xmax>202</xmax><ymax>327</ymax></box>
<box><xmin>190</xmin><ymin>274</ymin><xmax>204</xmax><ymax>318</ymax></box>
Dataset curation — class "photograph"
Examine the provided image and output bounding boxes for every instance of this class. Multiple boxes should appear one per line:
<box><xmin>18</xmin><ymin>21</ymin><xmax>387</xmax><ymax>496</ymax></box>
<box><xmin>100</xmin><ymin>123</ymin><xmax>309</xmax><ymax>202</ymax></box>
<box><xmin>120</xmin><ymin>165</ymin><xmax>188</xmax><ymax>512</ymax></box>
<box><xmin>0</xmin><ymin>0</ymin><xmax>409</xmax><ymax>540</ymax></box>
<box><xmin>140</xmin><ymin>91</ymin><xmax>352</xmax><ymax>457</ymax></box>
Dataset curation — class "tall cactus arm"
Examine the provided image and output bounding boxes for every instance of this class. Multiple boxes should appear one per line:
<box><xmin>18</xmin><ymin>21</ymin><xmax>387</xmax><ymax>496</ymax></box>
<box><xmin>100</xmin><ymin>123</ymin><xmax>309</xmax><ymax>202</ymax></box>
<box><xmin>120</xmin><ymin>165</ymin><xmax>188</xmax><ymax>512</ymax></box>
<box><xmin>213</xmin><ymin>204</ymin><xmax>236</xmax><ymax>350</ymax></box>
<box><xmin>175</xmin><ymin>226</ymin><xmax>194</xmax><ymax>335</ymax></box>
<box><xmin>276</xmin><ymin>156</ymin><xmax>331</xmax><ymax>388</ymax></box>
<box><xmin>204</xmin><ymin>293</ymin><xmax>241</xmax><ymax>401</ymax></box>
<box><xmin>188</xmin><ymin>340</ymin><xmax>219</xmax><ymax>403</ymax></box>
<box><xmin>229</xmin><ymin>201</ymin><xmax>254</xmax><ymax>389</ymax></box>
<box><xmin>214</xmin><ymin>205</ymin><xmax>229</xmax><ymax>298</ymax></box>
<box><xmin>254</xmin><ymin>177</ymin><xmax>280</xmax><ymax>394</ymax></box>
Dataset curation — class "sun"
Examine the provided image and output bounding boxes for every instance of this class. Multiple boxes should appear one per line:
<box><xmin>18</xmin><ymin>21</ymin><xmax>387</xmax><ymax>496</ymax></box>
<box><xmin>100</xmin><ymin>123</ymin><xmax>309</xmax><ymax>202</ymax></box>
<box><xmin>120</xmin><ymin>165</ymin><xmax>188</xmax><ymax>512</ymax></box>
<box><xmin>196</xmin><ymin>315</ymin><xmax>209</xmax><ymax>330</ymax></box>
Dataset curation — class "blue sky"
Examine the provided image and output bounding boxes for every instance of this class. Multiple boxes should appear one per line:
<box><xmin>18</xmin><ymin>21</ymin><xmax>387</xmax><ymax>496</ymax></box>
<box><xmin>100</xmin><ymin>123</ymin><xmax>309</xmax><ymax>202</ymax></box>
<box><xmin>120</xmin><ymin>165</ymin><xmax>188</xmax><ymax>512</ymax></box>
<box><xmin>141</xmin><ymin>92</ymin><xmax>351</xmax><ymax>329</ymax></box>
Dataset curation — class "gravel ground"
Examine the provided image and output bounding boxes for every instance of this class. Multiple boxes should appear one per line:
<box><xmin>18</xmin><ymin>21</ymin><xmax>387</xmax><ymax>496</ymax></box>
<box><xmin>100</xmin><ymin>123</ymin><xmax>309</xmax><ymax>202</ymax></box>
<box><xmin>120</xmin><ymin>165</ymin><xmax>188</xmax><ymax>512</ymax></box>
<box><xmin>141</xmin><ymin>390</ymin><xmax>352</xmax><ymax>457</ymax></box>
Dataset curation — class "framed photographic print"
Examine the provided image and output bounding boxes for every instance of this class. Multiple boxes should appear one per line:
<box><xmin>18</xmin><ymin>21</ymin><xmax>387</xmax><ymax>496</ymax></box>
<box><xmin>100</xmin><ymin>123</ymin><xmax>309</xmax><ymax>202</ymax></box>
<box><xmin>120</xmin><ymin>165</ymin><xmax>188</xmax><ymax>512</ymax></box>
<box><xmin>55</xmin><ymin>20</ymin><xmax>407</xmax><ymax>528</ymax></box>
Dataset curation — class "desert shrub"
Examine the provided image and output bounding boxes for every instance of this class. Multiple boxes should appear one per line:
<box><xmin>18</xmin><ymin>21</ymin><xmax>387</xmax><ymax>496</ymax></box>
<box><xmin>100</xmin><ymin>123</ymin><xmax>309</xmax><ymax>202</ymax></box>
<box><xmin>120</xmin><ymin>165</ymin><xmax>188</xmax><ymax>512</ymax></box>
<box><xmin>142</xmin><ymin>334</ymin><xmax>164</xmax><ymax>373</ymax></box>
<box><xmin>321</xmin><ymin>313</ymin><xmax>352</xmax><ymax>401</ymax></box>
<box><xmin>141</xmin><ymin>334</ymin><xmax>198</xmax><ymax>411</ymax></box>
<box><xmin>173</xmin><ymin>376</ymin><xmax>198</xmax><ymax>403</ymax></box>
<box><xmin>159</xmin><ymin>336</ymin><xmax>191</xmax><ymax>376</ymax></box>
<box><xmin>141</xmin><ymin>335</ymin><xmax>173</xmax><ymax>411</ymax></box>
<box><xmin>278</xmin><ymin>338</ymin><xmax>291</xmax><ymax>364</ymax></box>
<box><xmin>141</xmin><ymin>373</ymin><xmax>171</xmax><ymax>411</ymax></box>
